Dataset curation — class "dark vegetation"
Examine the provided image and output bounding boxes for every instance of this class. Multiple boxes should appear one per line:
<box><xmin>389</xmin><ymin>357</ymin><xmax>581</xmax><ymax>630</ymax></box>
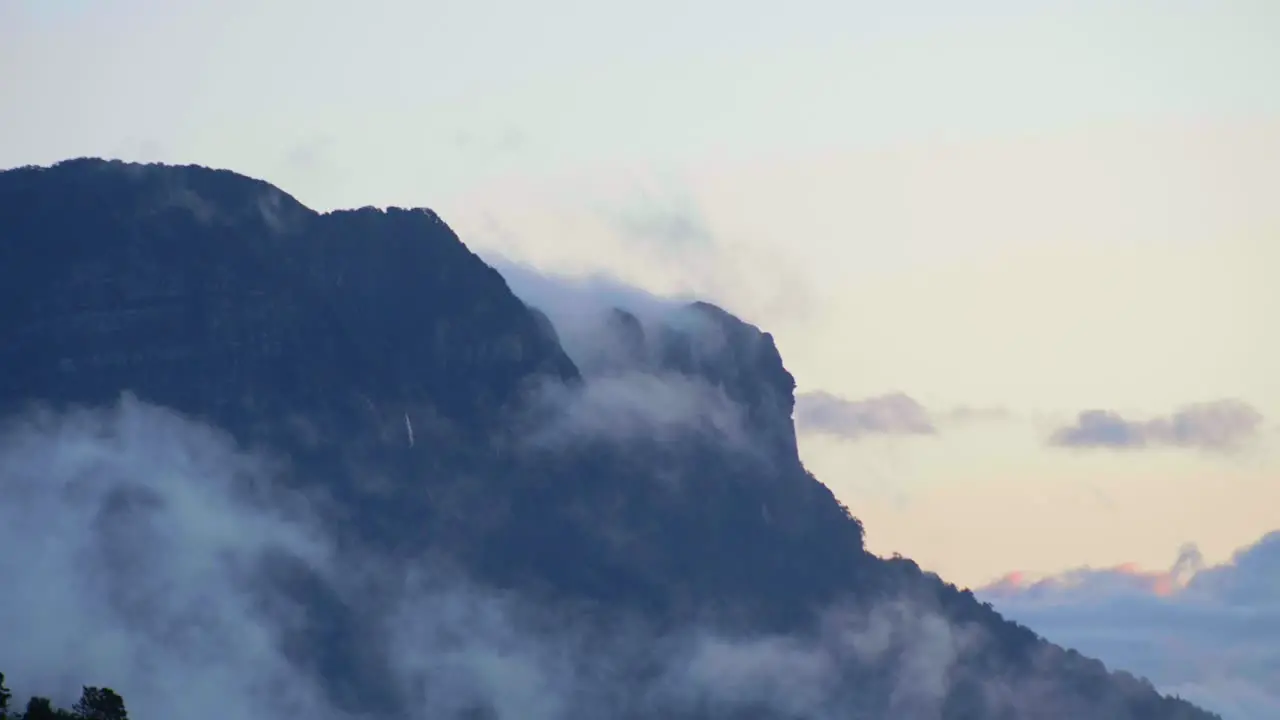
<box><xmin>0</xmin><ymin>673</ymin><xmax>127</xmax><ymax>720</ymax></box>
<box><xmin>0</xmin><ymin>158</ymin><xmax>1222</xmax><ymax>719</ymax></box>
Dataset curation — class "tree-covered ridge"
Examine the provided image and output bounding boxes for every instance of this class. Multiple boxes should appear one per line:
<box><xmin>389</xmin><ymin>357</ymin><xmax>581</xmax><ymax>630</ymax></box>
<box><xmin>0</xmin><ymin>674</ymin><xmax>127</xmax><ymax>720</ymax></box>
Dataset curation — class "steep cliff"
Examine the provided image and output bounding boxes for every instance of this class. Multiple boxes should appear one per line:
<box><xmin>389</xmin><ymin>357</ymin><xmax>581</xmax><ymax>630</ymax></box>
<box><xmin>0</xmin><ymin>159</ymin><xmax>1219</xmax><ymax>720</ymax></box>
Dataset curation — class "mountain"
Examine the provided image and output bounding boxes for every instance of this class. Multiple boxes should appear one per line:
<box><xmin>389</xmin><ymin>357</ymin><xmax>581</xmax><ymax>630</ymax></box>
<box><xmin>0</xmin><ymin>158</ymin><xmax>1220</xmax><ymax>719</ymax></box>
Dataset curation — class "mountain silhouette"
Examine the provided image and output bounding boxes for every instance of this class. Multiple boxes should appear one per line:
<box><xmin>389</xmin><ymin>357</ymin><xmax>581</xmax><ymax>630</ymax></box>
<box><xmin>0</xmin><ymin>158</ymin><xmax>1220</xmax><ymax>719</ymax></box>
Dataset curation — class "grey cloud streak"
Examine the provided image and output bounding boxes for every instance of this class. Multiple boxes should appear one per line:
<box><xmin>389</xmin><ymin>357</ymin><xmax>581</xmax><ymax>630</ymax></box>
<box><xmin>795</xmin><ymin>391</ymin><xmax>937</xmax><ymax>440</ymax></box>
<box><xmin>1049</xmin><ymin>399</ymin><xmax>1263</xmax><ymax>453</ymax></box>
<box><xmin>793</xmin><ymin>391</ymin><xmax>1011</xmax><ymax>442</ymax></box>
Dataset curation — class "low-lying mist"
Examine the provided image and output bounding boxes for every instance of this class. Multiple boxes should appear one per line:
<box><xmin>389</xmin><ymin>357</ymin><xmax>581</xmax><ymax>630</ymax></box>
<box><xmin>0</xmin><ymin>396</ymin><xmax>991</xmax><ymax>720</ymax></box>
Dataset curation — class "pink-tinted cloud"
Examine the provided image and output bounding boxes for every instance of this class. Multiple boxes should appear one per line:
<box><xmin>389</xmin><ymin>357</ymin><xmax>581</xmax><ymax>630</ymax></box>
<box><xmin>978</xmin><ymin>532</ymin><xmax>1280</xmax><ymax>720</ymax></box>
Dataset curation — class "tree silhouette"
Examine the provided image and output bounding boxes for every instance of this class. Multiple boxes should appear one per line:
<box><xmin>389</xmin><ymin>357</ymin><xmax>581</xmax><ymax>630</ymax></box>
<box><xmin>71</xmin><ymin>688</ymin><xmax>126</xmax><ymax>720</ymax></box>
<box><xmin>19</xmin><ymin>697</ymin><xmax>60</xmax><ymax>720</ymax></box>
<box><xmin>0</xmin><ymin>676</ymin><xmax>129</xmax><ymax>720</ymax></box>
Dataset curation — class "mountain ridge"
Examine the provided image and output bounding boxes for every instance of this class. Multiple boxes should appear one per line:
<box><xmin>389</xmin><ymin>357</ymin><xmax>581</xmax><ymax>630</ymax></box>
<box><xmin>0</xmin><ymin>157</ymin><xmax>1220</xmax><ymax>720</ymax></box>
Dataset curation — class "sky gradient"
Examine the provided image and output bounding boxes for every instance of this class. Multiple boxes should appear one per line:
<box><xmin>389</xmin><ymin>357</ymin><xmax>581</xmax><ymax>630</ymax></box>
<box><xmin>3</xmin><ymin>1</ymin><xmax>1278</xmax><ymax>714</ymax></box>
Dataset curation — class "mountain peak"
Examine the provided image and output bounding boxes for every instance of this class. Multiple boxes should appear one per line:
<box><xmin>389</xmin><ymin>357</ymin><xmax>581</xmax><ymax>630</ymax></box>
<box><xmin>658</xmin><ymin>301</ymin><xmax>799</xmax><ymax>464</ymax></box>
<box><xmin>0</xmin><ymin>158</ymin><xmax>1221</xmax><ymax>720</ymax></box>
<box><xmin>0</xmin><ymin>159</ymin><xmax>578</xmax><ymax>432</ymax></box>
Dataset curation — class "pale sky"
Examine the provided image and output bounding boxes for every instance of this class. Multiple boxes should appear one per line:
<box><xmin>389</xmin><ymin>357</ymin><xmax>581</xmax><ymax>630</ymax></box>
<box><xmin>3</xmin><ymin>0</ymin><xmax>1278</xmax><ymax>595</ymax></box>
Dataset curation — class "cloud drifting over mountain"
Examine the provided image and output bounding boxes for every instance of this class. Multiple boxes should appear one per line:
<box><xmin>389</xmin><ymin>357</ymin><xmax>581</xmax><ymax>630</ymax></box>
<box><xmin>0</xmin><ymin>396</ymin><xmax>1022</xmax><ymax>720</ymax></box>
<box><xmin>0</xmin><ymin>397</ymin><xmax>338</xmax><ymax>720</ymax></box>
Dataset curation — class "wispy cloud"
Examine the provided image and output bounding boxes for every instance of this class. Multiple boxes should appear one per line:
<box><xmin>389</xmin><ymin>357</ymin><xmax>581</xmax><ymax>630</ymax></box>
<box><xmin>610</xmin><ymin>192</ymin><xmax>715</xmax><ymax>252</ymax></box>
<box><xmin>795</xmin><ymin>391</ymin><xmax>936</xmax><ymax>440</ymax></box>
<box><xmin>485</xmin><ymin>257</ymin><xmax>758</xmax><ymax>453</ymax></box>
<box><xmin>596</xmin><ymin>182</ymin><xmax>816</xmax><ymax>324</ymax></box>
<box><xmin>0</xmin><ymin>396</ymin><xmax>338</xmax><ymax>720</ymax></box>
<box><xmin>281</xmin><ymin>137</ymin><xmax>333</xmax><ymax>173</ymax></box>
<box><xmin>1049</xmin><ymin>399</ymin><xmax>1263</xmax><ymax>453</ymax></box>
<box><xmin>979</xmin><ymin>531</ymin><xmax>1280</xmax><ymax>720</ymax></box>
<box><xmin>524</xmin><ymin>370</ymin><xmax>753</xmax><ymax>450</ymax></box>
<box><xmin>793</xmin><ymin>391</ymin><xmax>1011</xmax><ymax>441</ymax></box>
<box><xmin>484</xmin><ymin>254</ymin><xmax>688</xmax><ymax>368</ymax></box>
<box><xmin>0</xmin><ymin>395</ymin><xmax>1014</xmax><ymax>720</ymax></box>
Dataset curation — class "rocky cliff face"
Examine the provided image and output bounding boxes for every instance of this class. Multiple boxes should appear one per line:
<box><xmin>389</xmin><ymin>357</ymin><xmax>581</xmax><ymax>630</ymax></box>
<box><xmin>0</xmin><ymin>159</ymin><xmax>1219</xmax><ymax>720</ymax></box>
<box><xmin>0</xmin><ymin>158</ymin><xmax>575</xmax><ymax>429</ymax></box>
